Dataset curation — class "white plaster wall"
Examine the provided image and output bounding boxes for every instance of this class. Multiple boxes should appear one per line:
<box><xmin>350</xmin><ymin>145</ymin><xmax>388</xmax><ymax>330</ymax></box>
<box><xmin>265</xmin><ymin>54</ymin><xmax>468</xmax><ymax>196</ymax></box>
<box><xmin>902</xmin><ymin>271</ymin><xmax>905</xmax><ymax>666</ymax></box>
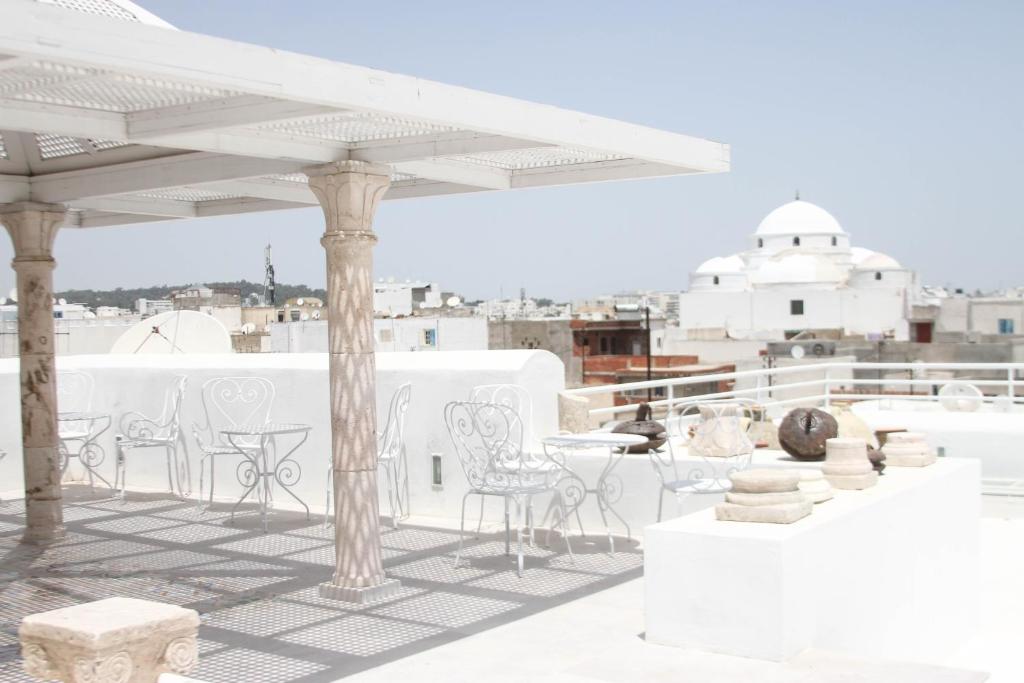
<box><xmin>1</xmin><ymin>321</ymin><xmax>136</xmax><ymax>357</ymax></box>
<box><xmin>0</xmin><ymin>351</ymin><xmax>567</xmax><ymax>527</ymax></box>
<box><xmin>968</xmin><ymin>301</ymin><xmax>1024</xmax><ymax>335</ymax></box>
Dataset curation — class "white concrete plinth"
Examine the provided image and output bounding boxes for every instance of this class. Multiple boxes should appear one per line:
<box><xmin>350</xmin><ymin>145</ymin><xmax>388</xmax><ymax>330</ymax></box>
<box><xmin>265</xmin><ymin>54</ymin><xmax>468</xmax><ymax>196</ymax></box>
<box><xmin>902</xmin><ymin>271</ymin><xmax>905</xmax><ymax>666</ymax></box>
<box><xmin>645</xmin><ymin>459</ymin><xmax>980</xmax><ymax>663</ymax></box>
<box><xmin>318</xmin><ymin>578</ymin><xmax>402</xmax><ymax>604</ymax></box>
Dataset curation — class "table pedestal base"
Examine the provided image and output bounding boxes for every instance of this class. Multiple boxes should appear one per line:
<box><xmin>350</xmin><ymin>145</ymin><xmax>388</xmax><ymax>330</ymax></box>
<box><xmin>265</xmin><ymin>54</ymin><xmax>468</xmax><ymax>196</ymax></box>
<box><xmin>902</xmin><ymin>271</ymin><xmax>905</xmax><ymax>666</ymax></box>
<box><xmin>319</xmin><ymin>578</ymin><xmax>402</xmax><ymax>604</ymax></box>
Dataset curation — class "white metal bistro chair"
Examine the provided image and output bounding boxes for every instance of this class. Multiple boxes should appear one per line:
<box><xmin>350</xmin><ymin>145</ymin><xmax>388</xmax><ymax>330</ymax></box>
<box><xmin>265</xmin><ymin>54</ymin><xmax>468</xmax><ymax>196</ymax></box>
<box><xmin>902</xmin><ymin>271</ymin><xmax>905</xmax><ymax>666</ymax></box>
<box><xmin>56</xmin><ymin>370</ymin><xmax>113</xmax><ymax>490</ymax></box>
<box><xmin>114</xmin><ymin>375</ymin><xmax>190</xmax><ymax>501</ymax></box>
<box><xmin>323</xmin><ymin>382</ymin><xmax>413</xmax><ymax>529</ymax></box>
<box><xmin>648</xmin><ymin>398</ymin><xmax>760</xmax><ymax>522</ymax></box>
<box><xmin>467</xmin><ymin>384</ymin><xmax>544</xmax><ymax>541</ymax></box>
<box><xmin>444</xmin><ymin>400</ymin><xmax>573</xmax><ymax>577</ymax></box>
<box><xmin>192</xmin><ymin>376</ymin><xmax>275</xmax><ymax>510</ymax></box>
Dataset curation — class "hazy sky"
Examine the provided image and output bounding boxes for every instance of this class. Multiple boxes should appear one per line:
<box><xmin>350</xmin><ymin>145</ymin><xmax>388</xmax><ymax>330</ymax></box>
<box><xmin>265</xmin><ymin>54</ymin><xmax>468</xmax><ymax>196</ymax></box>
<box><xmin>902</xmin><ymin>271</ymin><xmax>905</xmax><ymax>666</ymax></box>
<box><xmin>3</xmin><ymin>1</ymin><xmax>1021</xmax><ymax>301</ymax></box>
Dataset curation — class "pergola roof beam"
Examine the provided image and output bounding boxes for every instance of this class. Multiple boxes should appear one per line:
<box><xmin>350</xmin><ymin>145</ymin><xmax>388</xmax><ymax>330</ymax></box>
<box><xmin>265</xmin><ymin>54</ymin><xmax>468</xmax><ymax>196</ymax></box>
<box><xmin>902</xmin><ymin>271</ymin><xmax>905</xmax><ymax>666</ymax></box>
<box><xmin>0</xmin><ymin>174</ymin><xmax>30</xmax><ymax>203</ymax></box>
<box><xmin>126</xmin><ymin>95</ymin><xmax>339</xmax><ymax>138</ymax></box>
<box><xmin>70</xmin><ymin>195</ymin><xmax>196</xmax><ymax>218</ymax></box>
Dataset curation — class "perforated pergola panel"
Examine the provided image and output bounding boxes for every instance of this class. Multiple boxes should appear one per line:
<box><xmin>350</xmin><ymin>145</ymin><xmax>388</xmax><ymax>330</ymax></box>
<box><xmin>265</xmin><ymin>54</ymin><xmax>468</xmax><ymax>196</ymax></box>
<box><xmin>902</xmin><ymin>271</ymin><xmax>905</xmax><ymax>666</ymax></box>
<box><xmin>0</xmin><ymin>0</ymin><xmax>729</xmax><ymax>226</ymax></box>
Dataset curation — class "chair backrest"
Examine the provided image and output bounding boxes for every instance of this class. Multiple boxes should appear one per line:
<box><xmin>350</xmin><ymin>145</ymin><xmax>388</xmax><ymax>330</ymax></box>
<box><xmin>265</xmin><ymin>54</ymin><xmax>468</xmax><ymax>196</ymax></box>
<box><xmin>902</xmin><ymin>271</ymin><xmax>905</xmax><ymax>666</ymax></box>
<box><xmin>651</xmin><ymin>398</ymin><xmax>761</xmax><ymax>489</ymax></box>
<box><xmin>121</xmin><ymin>375</ymin><xmax>188</xmax><ymax>441</ymax></box>
<box><xmin>444</xmin><ymin>401</ymin><xmax>528</xmax><ymax>493</ymax></box>
<box><xmin>468</xmin><ymin>384</ymin><xmax>533</xmax><ymax>447</ymax></box>
<box><xmin>195</xmin><ymin>376</ymin><xmax>275</xmax><ymax>449</ymax></box>
<box><xmin>379</xmin><ymin>383</ymin><xmax>412</xmax><ymax>462</ymax></box>
<box><xmin>57</xmin><ymin>371</ymin><xmax>94</xmax><ymax>414</ymax></box>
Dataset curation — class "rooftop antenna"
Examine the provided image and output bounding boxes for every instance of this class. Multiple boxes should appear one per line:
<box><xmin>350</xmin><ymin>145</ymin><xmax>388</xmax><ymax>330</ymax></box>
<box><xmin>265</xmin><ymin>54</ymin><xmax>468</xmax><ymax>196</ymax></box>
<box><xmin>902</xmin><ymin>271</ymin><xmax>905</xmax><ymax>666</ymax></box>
<box><xmin>262</xmin><ymin>244</ymin><xmax>276</xmax><ymax>306</ymax></box>
<box><xmin>795</xmin><ymin>189</ymin><xmax>800</xmax><ymax>201</ymax></box>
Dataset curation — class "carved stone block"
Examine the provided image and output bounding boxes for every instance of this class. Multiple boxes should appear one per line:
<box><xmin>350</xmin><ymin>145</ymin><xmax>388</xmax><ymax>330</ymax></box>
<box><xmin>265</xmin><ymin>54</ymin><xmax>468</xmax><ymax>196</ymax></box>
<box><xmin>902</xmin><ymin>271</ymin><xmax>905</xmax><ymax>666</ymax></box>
<box><xmin>19</xmin><ymin>597</ymin><xmax>199</xmax><ymax>683</ymax></box>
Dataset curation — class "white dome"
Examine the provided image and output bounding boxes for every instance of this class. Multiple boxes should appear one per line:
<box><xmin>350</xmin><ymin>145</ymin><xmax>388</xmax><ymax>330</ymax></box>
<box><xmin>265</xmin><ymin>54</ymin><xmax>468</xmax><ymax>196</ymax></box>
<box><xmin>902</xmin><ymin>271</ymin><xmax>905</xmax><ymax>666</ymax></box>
<box><xmin>854</xmin><ymin>251</ymin><xmax>902</xmax><ymax>270</ymax></box>
<box><xmin>752</xmin><ymin>253</ymin><xmax>844</xmax><ymax>285</ymax></box>
<box><xmin>755</xmin><ymin>200</ymin><xmax>845</xmax><ymax>236</ymax></box>
<box><xmin>695</xmin><ymin>255</ymin><xmax>745</xmax><ymax>274</ymax></box>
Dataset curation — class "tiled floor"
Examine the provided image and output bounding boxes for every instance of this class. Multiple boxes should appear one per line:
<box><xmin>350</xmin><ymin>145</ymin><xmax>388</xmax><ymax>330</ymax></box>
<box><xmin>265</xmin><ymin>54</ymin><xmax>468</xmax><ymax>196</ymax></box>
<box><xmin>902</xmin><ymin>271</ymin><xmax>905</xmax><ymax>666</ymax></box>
<box><xmin>0</xmin><ymin>487</ymin><xmax>641</xmax><ymax>683</ymax></box>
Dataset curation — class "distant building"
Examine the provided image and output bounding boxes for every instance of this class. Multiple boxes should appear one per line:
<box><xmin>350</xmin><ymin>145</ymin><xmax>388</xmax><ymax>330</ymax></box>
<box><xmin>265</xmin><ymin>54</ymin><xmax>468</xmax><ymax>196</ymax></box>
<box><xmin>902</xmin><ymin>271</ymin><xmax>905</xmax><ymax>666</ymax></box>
<box><xmin>268</xmin><ymin>317</ymin><xmax>488</xmax><ymax>353</ymax></box>
<box><xmin>135</xmin><ymin>298</ymin><xmax>173</xmax><ymax>317</ymax></box>
<box><xmin>678</xmin><ymin>200</ymin><xmax>918</xmax><ymax>341</ymax></box>
<box><xmin>172</xmin><ymin>284</ymin><xmax>241</xmax><ymax>332</ymax></box>
<box><xmin>374</xmin><ymin>280</ymin><xmax>441</xmax><ymax>317</ymax></box>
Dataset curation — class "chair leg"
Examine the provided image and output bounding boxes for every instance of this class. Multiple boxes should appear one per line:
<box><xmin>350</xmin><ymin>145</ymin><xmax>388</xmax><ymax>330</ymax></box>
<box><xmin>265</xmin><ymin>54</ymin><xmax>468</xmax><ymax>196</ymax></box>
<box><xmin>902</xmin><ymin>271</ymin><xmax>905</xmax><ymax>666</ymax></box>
<box><xmin>208</xmin><ymin>454</ymin><xmax>216</xmax><ymax>507</ymax></box>
<box><xmin>557</xmin><ymin>492</ymin><xmax>574</xmax><ymax>562</ymax></box>
<box><xmin>115</xmin><ymin>441</ymin><xmax>126</xmax><ymax>503</ymax></box>
<box><xmin>454</xmin><ymin>491</ymin><xmax>472</xmax><ymax>569</ymax></box>
<box><xmin>657</xmin><ymin>486</ymin><xmax>666</xmax><ymax>523</ymax></box>
<box><xmin>323</xmin><ymin>466</ymin><xmax>332</xmax><ymax>528</ymax></box>
<box><xmin>384</xmin><ymin>460</ymin><xmax>398</xmax><ymax>530</ymax></box>
<box><xmin>514</xmin><ymin>496</ymin><xmax>524</xmax><ymax>577</ymax></box>
<box><xmin>504</xmin><ymin>497</ymin><xmax>511</xmax><ymax>556</ymax></box>
<box><xmin>527</xmin><ymin>496</ymin><xmax>535</xmax><ymax>547</ymax></box>
<box><xmin>475</xmin><ymin>496</ymin><xmax>486</xmax><ymax>538</ymax></box>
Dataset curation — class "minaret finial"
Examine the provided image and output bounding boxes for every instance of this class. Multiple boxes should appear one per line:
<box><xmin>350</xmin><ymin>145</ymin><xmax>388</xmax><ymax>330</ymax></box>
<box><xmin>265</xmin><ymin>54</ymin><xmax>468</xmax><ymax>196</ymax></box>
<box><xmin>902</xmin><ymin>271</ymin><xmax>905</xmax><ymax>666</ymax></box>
<box><xmin>795</xmin><ymin>189</ymin><xmax>800</xmax><ymax>201</ymax></box>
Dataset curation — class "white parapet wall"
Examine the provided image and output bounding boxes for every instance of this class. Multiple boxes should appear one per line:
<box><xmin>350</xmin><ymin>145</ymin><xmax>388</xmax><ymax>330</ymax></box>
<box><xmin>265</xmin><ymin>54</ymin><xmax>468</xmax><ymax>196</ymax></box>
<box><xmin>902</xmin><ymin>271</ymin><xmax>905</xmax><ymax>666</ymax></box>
<box><xmin>644</xmin><ymin>459</ymin><xmax>981</xmax><ymax>663</ymax></box>
<box><xmin>0</xmin><ymin>351</ymin><xmax>564</xmax><ymax>525</ymax></box>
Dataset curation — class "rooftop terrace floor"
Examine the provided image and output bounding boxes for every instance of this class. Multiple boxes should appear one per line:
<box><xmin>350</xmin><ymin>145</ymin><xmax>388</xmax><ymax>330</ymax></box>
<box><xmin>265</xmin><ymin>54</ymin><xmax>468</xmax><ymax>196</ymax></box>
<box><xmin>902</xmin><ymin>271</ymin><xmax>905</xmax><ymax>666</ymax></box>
<box><xmin>1</xmin><ymin>489</ymin><xmax>1021</xmax><ymax>683</ymax></box>
<box><xmin>0</xmin><ymin>487</ymin><xmax>641</xmax><ymax>683</ymax></box>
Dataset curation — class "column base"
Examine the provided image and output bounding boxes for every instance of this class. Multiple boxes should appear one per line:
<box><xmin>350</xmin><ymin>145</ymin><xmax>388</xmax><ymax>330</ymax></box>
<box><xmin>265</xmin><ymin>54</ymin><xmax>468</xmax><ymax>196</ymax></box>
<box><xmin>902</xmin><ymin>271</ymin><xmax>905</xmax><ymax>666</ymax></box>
<box><xmin>318</xmin><ymin>578</ymin><xmax>401</xmax><ymax>604</ymax></box>
<box><xmin>21</xmin><ymin>526</ymin><xmax>66</xmax><ymax>545</ymax></box>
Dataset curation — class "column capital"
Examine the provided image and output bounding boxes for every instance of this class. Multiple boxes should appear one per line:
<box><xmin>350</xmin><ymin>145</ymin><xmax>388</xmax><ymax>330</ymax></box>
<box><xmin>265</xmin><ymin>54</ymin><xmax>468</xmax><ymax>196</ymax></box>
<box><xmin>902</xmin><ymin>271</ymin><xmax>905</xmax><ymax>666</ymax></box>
<box><xmin>0</xmin><ymin>202</ymin><xmax>66</xmax><ymax>261</ymax></box>
<box><xmin>305</xmin><ymin>162</ymin><xmax>390</xmax><ymax>235</ymax></box>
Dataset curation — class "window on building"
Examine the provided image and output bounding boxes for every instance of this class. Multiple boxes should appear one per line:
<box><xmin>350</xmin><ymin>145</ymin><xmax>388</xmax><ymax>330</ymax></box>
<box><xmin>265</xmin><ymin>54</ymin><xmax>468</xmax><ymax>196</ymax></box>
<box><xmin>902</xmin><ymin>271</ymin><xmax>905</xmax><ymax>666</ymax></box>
<box><xmin>757</xmin><ymin>238</ymin><xmax>764</xmax><ymax>248</ymax></box>
<box><xmin>290</xmin><ymin>309</ymin><xmax>300</xmax><ymax>322</ymax></box>
<box><xmin>998</xmin><ymin>319</ymin><xmax>1015</xmax><ymax>335</ymax></box>
<box><xmin>831</xmin><ymin>236</ymin><xmax>838</xmax><ymax>246</ymax></box>
<box><xmin>423</xmin><ymin>328</ymin><xmax>437</xmax><ymax>346</ymax></box>
<box><xmin>793</xmin><ymin>236</ymin><xmax>801</xmax><ymax>247</ymax></box>
<box><xmin>875</xmin><ymin>271</ymin><xmax>882</xmax><ymax>281</ymax></box>
<box><xmin>790</xmin><ymin>299</ymin><xmax>804</xmax><ymax>315</ymax></box>
<box><xmin>379</xmin><ymin>328</ymin><xmax>394</xmax><ymax>343</ymax></box>
<box><xmin>600</xmin><ymin>337</ymin><xmax>608</xmax><ymax>354</ymax></box>
<box><xmin>713</xmin><ymin>276</ymin><xmax>720</xmax><ymax>285</ymax></box>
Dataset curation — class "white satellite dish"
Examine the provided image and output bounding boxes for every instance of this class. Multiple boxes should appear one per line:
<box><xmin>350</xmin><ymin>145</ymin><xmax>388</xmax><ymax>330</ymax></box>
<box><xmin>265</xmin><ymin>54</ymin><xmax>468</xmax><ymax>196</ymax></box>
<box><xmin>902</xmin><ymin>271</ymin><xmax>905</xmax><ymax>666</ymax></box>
<box><xmin>312</xmin><ymin>310</ymin><xmax>321</xmax><ymax>320</ymax></box>
<box><xmin>300</xmin><ymin>313</ymin><xmax>309</xmax><ymax>321</ymax></box>
<box><xmin>110</xmin><ymin>310</ymin><xmax>231</xmax><ymax>354</ymax></box>
<box><xmin>58</xmin><ymin>298</ymin><xmax>67</xmax><ymax>305</ymax></box>
<box><xmin>446</xmin><ymin>296</ymin><xmax>462</xmax><ymax>307</ymax></box>
<box><xmin>938</xmin><ymin>382</ymin><xmax>983</xmax><ymax>412</ymax></box>
<box><xmin>241</xmin><ymin>322</ymin><xmax>257</xmax><ymax>334</ymax></box>
<box><xmin>7</xmin><ymin>288</ymin><xmax>16</xmax><ymax>303</ymax></box>
<box><xmin>418</xmin><ymin>302</ymin><xmax>428</xmax><ymax>309</ymax></box>
<box><xmin>296</xmin><ymin>298</ymin><xmax>304</xmax><ymax>306</ymax></box>
<box><xmin>0</xmin><ymin>297</ymin><xmax>6</xmax><ymax>305</ymax></box>
<box><xmin>790</xmin><ymin>345</ymin><xmax>806</xmax><ymax>360</ymax></box>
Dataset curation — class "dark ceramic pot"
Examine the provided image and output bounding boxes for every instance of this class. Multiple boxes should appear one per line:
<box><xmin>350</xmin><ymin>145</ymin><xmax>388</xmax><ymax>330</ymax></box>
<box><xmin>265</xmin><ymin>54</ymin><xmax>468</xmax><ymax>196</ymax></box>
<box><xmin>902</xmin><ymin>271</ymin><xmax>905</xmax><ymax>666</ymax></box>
<box><xmin>612</xmin><ymin>403</ymin><xmax>667</xmax><ymax>453</ymax></box>
<box><xmin>778</xmin><ymin>407</ymin><xmax>839</xmax><ymax>461</ymax></box>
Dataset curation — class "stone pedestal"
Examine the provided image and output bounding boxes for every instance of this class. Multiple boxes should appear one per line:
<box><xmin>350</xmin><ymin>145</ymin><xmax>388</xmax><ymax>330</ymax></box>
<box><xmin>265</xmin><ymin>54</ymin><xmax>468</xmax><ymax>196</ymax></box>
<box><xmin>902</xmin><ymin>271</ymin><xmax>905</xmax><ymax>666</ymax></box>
<box><xmin>689</xmin><ymin>403</ymin><xmax>754</xmax><ymax>458</ymax></box>
<box><xmin>797</xmin><ymin>469</ymin><xmax>834</xmax><ymax>503</ymax></box>
<box><xmin>0</xmin><ymin>203</ymin><xmax>66</xmax><ymax>544</ymax></box>
<box><xmin>715</xmin><ymin>469</ymin><xmax>811</xmax><ymax>523</ymax></box>
<box><xmin>306</xmin><ymin>161</ymin><xmax>400</xmax><ymax>603</ymax></box>
<box><xmin>19</xmin><ymin>597</ymin><xmax>199</xmax><ymax>683</ymax></box>
<box><xmin>882</xmin><ymin>432</ymin><xmax>937</xmax><ymax>467</ymax></box>
<box><xmin>823</xmin><ymin>437</ymin><xmax>878</xmax><ymax>490</ymax></box>
<box><xmin>645</xmin><ymin>459</ymin><xmax>981</xmax><ymax>662</ymax></box>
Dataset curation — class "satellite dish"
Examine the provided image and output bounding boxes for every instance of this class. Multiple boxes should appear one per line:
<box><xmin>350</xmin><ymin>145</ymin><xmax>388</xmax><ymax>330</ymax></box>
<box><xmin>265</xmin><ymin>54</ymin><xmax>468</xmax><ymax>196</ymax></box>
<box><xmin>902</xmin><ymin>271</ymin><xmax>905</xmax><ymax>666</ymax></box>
<box><xmin>110</xmin><ymin>310</ymin><xmax>231</xmax><ymax>354</ymax></box>
<box><xmin>0</xmin><ymin>297</ymin><xmax>6</xmax><ymax>305</ymax></box>
<box><xmin>300</xmin><ymin>313</ymin><xmax>309</xmax><ymax>321</ymax></box>
<box><xmin>790</xmin><ymin>345</ymin><xmax>806</xmax><ymax>360</ymax></box>
<box><xmin>7</xmin><ymin>288</ymin><xmax>16</xmax><ymax>303</ymax></box>
<box><xmin>297</xmin><ymin>298</ymin><xmax>304</xmax><ymax>306</ymax></box>
<box><xmin>83</xmin><ymin>311</ymin><xmax>96</xmax><ymax>319</ymax></box>
<box><xmin>446</xmin><ymin>296</ymin><xmax>462</xmax><ymax>307</ymax></box>
<box><xmin>938</xmin><ymin>382</ymin><xmax>983</xmax><ymax>412</ymax></box>
<box><xmin>312</xmin><ymin>310</ymin><xmax>321</xmax><ymax>320</ymax></box>
<box><xmin>58</xmin><ymin>298</ymin><xmax>67</xmax><ymax>305</ymax></box>
<box><xmin>241</xmin><ymin>322</ymin><xmax>256</xmax><ymax>334</ymax></box>
<box><xmin>418</xmin><ymin>302</ymin><xmax>428</xmax><ymax>309</ymax></box>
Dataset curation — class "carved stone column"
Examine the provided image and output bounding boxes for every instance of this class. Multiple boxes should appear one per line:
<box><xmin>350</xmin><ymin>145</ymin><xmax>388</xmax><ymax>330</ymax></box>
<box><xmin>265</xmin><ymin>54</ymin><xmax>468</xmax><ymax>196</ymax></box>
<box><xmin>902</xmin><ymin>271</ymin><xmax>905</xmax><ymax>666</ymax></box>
<box><xmin>306</xmin><ymin>161</ymin><xmax>400</xmax><ymax>603</ymax></box>
<box><xmin>0</xmin><ymin>202</ymin><xmax>65</xmax><ymax>544</ymax></box>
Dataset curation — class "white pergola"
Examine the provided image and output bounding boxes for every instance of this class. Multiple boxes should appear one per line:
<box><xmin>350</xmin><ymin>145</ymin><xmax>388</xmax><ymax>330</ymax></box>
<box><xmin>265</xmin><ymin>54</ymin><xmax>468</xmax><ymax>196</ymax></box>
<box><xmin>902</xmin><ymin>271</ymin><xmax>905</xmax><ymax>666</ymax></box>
<box><xmin>0</xmin><ymin>0</ymin><xmax>728</xmax><ymax>601</ymax></box>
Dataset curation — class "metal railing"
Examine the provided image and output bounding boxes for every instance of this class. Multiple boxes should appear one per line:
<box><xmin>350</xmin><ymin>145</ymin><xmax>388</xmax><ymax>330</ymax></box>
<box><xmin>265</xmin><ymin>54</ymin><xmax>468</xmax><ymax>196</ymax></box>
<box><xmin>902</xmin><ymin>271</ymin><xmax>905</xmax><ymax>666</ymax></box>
<box><xmin>565</xmin><ymin>361</ymin><xmax>1024</xmax><ymax>421</ymax></box>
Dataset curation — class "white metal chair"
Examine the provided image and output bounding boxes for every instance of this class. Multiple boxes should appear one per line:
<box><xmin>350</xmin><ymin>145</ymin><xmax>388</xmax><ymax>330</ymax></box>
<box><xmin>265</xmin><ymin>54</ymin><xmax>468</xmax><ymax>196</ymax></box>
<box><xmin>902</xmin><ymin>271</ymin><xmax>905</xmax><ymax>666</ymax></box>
<box><xmin>56</xmin><ymin>370</ymin><xmax>112</xmax><ymax>489</ymax></box>
<box><xmin>444</xmin><ymin>400</ymin><xmax>573</xmax><ymax>577</ymax></box>
<box><xmin>649</xmin><ymin>398</ymin><xmax>760</xmax><ymax>522</ymax></box>
<box><xmin>114</xmin><ymin>375</ymin><xmax>190</xmax><ymax>501</ymax></box>
<box><xmin>323</xmin><ymin>382</ymin><xmax>413</xmax><ymax>528</ymax></box>
<box><xmin>192</xmin><ymin>376</ymin><xmax>275</xmax><ymax>510</ymax></box>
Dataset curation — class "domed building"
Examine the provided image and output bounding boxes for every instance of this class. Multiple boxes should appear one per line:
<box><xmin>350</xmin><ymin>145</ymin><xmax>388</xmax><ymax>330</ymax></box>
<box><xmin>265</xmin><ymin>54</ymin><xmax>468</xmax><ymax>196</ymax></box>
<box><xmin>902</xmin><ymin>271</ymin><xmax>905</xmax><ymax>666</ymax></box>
<box><xmin>679</xmin><ymin>200</ymin><xmax>918</xmax><ymax>340</ymax></box>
